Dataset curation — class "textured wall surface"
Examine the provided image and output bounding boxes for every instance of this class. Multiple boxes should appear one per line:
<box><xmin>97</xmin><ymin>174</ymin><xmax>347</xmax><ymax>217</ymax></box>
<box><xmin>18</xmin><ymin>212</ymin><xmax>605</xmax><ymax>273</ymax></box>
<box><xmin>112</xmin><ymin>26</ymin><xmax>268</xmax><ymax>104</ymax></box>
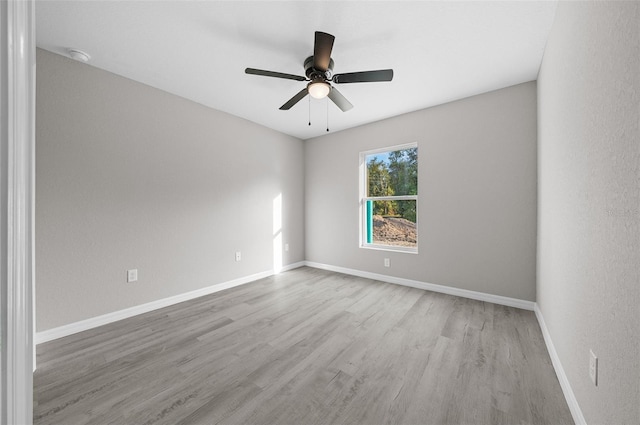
<box><xmin>36</xmin><ymin>49</ymin><xmax>305</xmax><ymax>331</ymax></box>
<box><xmin>305</xmin><ymin>82</ymin><xmax>538</xmax><ymax>301</ymax></box>
<box><xmin>537</xmin><ymin>2</ymin><xmax>640</xmax><ymax>424</ymax></box>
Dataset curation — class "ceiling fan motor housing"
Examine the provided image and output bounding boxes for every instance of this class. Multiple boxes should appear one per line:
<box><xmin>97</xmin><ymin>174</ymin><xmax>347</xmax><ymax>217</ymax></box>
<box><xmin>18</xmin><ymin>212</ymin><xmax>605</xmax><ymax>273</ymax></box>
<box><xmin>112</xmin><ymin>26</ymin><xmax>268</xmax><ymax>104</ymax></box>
<box><xmin>304</xmin><ymin>56</ymin><xmax>334</xmax><ymax>81</ymax></box>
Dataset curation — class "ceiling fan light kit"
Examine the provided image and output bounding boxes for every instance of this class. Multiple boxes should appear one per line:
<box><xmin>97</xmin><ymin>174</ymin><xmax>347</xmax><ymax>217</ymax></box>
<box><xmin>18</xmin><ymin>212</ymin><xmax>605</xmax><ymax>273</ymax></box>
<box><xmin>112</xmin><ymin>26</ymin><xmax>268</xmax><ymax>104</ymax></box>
<box><xmin>245</xmin><ymin>31</ymin><xmax>393</xmax><ymax>113</ymax></box>
<box><xmin>308</xmin><ymin>81</ymin><xmax>331</xmax><ymax>99</ymax></box>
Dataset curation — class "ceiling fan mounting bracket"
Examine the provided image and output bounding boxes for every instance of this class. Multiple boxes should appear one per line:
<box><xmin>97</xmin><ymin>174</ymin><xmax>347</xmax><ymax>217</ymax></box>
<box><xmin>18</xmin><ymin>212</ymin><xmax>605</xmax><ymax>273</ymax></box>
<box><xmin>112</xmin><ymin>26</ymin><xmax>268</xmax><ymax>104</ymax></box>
<box><xmin>304</xmin><ymin>56</ymin><xmax>334</xmax><ymax>81</ymax></box>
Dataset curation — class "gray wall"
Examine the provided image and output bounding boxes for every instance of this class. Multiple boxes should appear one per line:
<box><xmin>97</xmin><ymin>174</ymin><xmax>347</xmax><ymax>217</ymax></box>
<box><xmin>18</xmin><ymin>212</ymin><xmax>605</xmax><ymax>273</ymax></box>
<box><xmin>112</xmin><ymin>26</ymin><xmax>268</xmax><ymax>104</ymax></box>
<box><xmin>36</xmin><ymin>49</ymin><xmax>305</xmax><ymax>331</ymax></box>
<box><xmin>305</xmin><ymin>82</ymin><xmax>538</xmax><ymax>301</ymax></box>
<box><xmin>537</xmin><ymin>2</ymin><xmax>639</xmax><ymax>424</ymax></box>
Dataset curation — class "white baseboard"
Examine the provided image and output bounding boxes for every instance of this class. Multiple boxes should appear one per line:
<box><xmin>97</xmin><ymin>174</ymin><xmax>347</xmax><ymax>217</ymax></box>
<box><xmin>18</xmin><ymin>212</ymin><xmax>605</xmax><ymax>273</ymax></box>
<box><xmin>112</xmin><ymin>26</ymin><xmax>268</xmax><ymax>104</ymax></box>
<box><xmin>35</xmin><ymin>259</ymin><xmax>533</xmax><ymax>340</ymax></box>
<box><xmin>280</xmin><ymin>261</ymin><xmax>306</xmax><ymax>272</ymax></box>
<box><xmin>35</xmin><ymin>261</ymin><xmax>306</xmax><ymax>345</ymax></box>
<box><xmin>304</xmin><ymin>261</ymin><xmax>535</xmax><ymax>311</ymax></box>
<box><xmin>534</xmin><ymin>304</ymin><xmax>586</xmax><ymax>425</ymax></box>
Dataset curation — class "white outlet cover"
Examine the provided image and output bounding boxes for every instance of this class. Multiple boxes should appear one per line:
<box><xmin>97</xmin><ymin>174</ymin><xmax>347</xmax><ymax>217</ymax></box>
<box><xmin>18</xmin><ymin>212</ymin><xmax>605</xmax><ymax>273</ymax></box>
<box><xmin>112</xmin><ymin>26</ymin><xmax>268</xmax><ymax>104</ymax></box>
<box><xmin>127</xmin><ymin>269</ymin><xmax>138</xmax><ymax>283</ymax></box>
<box><xmin>235</xmin><ymin>251</ymin><xmax>241</xmax><ymax>261</ymax></box>
<box><xmin>384</xmin><ymin>258</ymin><xmax>390</xmax><ymax>267</ymax></box>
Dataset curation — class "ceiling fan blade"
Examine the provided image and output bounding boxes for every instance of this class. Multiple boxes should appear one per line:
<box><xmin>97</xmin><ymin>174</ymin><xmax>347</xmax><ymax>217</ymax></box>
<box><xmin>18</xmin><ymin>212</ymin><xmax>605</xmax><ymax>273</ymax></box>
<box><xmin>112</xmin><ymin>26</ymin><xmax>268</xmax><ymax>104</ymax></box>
<box><xmin>333</xmin><ymin>69</ymin><xmax>394</xmax><ymax>84</ymax></box>
<box><xmin>313</xmin><ymin>31</ymin><xmax>335</xmax><ymax>72</ymax></box>
<box><xmin>245</xmin><ymin>68</ymin><xmax>306</xmax><ymax>81</ymax></box>
<box><xmin>328</xmin><ymin>87</ymin><xmax>353</xmax><ymax>112</ymax></box>
<box><xmin>279</xmin><ymin>88</ymin><xmax>309</xmax><ymax>110</ymax></box>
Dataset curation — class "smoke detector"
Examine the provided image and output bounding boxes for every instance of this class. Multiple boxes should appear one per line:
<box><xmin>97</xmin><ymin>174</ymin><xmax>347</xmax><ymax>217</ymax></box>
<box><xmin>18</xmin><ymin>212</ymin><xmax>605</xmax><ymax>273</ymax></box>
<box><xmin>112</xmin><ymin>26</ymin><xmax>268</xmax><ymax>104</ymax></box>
<box><xmin>67</xmin><ymin>49</ymin><xmax>90</xmax><ymax>62</ymax></box>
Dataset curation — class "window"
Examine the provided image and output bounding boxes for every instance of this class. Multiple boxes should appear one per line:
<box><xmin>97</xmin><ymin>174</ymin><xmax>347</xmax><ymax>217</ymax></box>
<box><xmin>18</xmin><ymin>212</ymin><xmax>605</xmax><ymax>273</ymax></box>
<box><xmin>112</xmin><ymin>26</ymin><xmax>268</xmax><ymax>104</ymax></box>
<box><xmin>360</xmin><ymin>144</ymin><xmax>418</xmax><ymax>252</ymax></box>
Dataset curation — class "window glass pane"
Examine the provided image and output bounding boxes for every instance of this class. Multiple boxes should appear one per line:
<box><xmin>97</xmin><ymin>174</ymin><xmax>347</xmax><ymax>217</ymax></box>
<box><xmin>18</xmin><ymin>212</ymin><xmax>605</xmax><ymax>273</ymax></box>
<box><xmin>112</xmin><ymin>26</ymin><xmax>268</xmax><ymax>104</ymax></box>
<box><xmin>366</xmin><ymin>147</ymin><xmax>417</xmax><ymax>197</ymax></box>
<box><xmin>368</xmin><ymin>200</ymin><xmax>417</xmax><ymax>248</ymax></box>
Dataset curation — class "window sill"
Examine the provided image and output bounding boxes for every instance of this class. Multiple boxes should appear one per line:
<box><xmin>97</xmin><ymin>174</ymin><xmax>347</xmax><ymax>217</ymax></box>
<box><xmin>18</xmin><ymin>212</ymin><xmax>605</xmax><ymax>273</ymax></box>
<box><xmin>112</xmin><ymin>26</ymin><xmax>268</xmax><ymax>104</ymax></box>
<box><xmin>360</xmin><ymin>244</ymin><xmax>418</xmax><ymax>254</ymax></box>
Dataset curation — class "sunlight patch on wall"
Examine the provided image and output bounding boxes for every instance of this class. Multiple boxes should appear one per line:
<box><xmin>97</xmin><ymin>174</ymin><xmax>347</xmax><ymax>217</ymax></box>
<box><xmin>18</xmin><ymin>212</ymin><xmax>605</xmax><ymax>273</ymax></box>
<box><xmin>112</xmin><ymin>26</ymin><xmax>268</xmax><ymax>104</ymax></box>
<box><xmin>273</xmin><ymin>193</ymin><xmax>283</xmax><ymax>273</ymax></box>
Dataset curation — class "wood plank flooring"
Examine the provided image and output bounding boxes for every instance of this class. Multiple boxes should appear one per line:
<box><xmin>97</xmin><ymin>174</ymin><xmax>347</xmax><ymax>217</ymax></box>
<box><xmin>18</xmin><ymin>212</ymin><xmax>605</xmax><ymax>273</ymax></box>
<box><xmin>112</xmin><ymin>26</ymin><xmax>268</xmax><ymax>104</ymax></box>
<box><xmin>34</xmin><ymin>267</ymin><xmax>574</xmax><ymax>425</ymax></box>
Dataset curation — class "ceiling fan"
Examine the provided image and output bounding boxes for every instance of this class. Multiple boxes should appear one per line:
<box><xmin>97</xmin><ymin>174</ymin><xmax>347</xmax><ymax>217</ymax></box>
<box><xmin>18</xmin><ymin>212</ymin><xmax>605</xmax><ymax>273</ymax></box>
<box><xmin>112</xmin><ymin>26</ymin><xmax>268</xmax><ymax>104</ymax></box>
<box><xmin>245</xmin><ymin>31</ymin><xmax>394</xmax><ymax>112</ymax></box>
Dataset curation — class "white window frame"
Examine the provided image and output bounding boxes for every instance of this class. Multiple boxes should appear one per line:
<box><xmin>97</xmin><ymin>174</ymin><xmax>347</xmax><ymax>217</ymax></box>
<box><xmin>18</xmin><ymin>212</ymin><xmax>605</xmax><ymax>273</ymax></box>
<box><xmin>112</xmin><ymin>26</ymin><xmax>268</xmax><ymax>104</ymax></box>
<box><xmin>359</xmin><ymin>143</ymin><xmax>418</xmax><ymax>254</ymax></box>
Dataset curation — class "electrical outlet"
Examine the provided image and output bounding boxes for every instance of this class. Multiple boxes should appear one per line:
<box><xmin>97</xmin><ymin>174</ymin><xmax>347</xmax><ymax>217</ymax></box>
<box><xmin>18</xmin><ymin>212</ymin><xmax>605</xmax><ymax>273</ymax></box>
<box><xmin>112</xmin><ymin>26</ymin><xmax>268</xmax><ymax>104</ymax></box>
<box><xmin>384</xmin><ymin>258</ymin><xmax>390</xmax><ymax>267</ymax></box>
<box><xmin>589</xmin><ymin>349</ymin><xmax>598</xmax><ymax>386</ymax></box>
<box><xmin>127</xmin><ymin>269</ymin><xmax>138</xmax><ymax>283</ymax></box>
<box><xmin>285</xmin><ymin>243</ymin><xmax>289</xmax><ymax>252</ymax></box>
<box><xmin>235</xmin><ymin>251</ymin><xmax>241</xmax><ymax>262</ymax></box>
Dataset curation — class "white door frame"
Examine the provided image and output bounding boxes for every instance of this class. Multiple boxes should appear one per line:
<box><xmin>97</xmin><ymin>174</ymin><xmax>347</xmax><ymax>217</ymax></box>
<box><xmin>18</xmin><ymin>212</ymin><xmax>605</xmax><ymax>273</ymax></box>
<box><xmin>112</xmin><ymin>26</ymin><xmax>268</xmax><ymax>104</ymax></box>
<box><xmin>1</xmin><ymin>0</ymin><xmax>36</xmax><ymax>424</ymax></box>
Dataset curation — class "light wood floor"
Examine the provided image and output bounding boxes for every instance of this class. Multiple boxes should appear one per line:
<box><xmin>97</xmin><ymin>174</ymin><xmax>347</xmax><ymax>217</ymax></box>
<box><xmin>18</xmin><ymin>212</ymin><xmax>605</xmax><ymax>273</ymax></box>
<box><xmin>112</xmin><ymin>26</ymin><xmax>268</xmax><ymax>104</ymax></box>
<box><xmin>34</xmin><ymin>267</ymin><xmax>573</xmax><ymax>425</ymax></box>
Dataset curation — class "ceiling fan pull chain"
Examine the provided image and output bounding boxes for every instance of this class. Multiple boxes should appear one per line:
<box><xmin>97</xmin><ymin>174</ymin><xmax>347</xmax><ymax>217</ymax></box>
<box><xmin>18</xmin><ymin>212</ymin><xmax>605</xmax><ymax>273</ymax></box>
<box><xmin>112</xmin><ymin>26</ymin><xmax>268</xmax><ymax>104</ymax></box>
<box><xmin>326</xmin><ymin>97</ymin><xmax>329</xmax><ymax>132</ymax></box>
<box><xmin>308</xmin><ymin>95</ymin><xmax>311</xmax><ymax>126</ymax></box>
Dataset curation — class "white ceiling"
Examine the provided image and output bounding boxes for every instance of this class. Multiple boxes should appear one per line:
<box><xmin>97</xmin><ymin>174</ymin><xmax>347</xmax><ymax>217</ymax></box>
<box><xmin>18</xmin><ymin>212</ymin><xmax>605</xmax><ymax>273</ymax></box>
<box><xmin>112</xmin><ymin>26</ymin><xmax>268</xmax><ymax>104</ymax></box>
<box><xmin>36</xmin><ymin>1</ymin><xmax>558</xmax><ymax>140</ymax></box>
